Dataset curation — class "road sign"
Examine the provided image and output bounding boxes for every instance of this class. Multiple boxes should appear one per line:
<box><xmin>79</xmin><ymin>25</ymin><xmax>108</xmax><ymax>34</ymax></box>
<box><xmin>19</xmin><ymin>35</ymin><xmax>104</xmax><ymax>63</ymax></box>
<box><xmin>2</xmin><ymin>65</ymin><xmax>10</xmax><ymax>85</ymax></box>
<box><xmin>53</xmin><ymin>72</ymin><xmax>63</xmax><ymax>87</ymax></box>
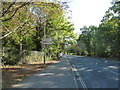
<box><xmin>42</xmin><ymin>42</ymin><xmax>52</xmax><ymax>45</ymax></box>
<box><xmin>41</xmin><ymin>38</ymin><xmax>52</xmax><ymax>45</ymax></box>
<box><xmin>42</xmin><ymin>38</ymin><xmax>52</xmax><ymax>41</ymax></box>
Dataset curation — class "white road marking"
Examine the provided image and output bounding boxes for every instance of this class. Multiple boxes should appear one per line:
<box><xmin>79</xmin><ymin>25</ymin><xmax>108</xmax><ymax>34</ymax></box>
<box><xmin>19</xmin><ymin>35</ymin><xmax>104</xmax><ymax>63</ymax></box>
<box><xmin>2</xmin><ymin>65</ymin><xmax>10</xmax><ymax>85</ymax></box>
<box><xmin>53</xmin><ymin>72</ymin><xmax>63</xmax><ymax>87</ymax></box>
<box><xmin>71</xmin><ymin>55</ymin><xmax>120</xmax><ymax>76</ymax></box>
<box><xmin>66</xmin><ymin>58</ymin><xmax>79</xmax><ymax>89</ymax></box>
<box><xmin>67</xmin><ymin>58</ymin><xmax>88</xmax><ymax>90</ymax></box>
<box><xmin>67</xmin><ymin>55</ymin><xmax>119</xmax><ymax>88</ymax></box>
<box><xmin>101</xmin><ymin>67</ymin><xmax>120</xmax><ymax>75</ymax></box>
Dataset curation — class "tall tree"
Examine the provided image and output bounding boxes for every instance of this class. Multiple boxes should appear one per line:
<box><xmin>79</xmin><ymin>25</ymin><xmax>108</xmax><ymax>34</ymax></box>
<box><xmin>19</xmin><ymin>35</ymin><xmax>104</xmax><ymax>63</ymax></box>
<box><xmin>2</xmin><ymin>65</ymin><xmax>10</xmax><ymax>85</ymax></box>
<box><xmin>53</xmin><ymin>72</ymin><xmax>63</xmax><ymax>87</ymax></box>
<box><xmin>77</xmin><ymin>0</ymin><xmax>120</xmax><ymax>58</ymax></box>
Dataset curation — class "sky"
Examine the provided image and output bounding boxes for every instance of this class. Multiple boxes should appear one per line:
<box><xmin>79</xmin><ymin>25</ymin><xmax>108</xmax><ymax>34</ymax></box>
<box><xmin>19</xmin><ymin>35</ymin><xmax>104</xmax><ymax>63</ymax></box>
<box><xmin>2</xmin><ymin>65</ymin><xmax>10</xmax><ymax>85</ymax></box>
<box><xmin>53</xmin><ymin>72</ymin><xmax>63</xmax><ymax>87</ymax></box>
<box><xmin>67</xmin><ymin>0</ymin><xmax>113</xmax><ymax>34</ymax></box>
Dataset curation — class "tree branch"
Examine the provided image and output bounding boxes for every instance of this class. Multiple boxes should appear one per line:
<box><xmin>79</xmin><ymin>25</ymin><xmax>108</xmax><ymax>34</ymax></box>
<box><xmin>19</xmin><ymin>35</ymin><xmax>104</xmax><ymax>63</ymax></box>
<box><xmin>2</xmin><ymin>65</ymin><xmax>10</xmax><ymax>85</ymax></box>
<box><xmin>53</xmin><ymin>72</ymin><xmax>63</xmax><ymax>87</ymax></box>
<box><xmin>1</xmin><ymin>2</ymin><xmax>16</xmax><ymax>17</ymax></box>
<box><xmin>2</xmin><ymin>2</ymin><xmax>30</xmax><ymax>22</ymax></box>
<box><xmin>0</xmin><ymin>20</ymin><xmax>27</xmax><ymax>40</ymax></box>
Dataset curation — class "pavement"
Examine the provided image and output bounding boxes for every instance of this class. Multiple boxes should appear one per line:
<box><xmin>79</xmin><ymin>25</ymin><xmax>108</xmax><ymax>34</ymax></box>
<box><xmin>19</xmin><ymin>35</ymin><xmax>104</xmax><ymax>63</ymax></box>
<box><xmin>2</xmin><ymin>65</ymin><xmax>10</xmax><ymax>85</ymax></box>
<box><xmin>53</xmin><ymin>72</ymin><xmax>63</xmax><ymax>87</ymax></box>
<box><xmin>67</xmin><ymin>55</ymin><xmax>119</xmax><ymax>88</ymax></box>
<box><xmin>11</xmin><ymin>56</ymin><xmax>78</xmax><ymax>88</ymax></box>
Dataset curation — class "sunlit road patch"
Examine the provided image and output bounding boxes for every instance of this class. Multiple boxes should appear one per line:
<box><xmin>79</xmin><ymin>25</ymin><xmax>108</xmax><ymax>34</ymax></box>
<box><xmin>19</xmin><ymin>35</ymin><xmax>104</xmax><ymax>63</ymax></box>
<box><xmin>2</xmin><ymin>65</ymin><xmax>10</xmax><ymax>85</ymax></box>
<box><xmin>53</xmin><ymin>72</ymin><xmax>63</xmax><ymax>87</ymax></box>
<box><xmin>67</xmin><ymin>55</ymin><xmax>119</xmax><ymax>88</ymax></box>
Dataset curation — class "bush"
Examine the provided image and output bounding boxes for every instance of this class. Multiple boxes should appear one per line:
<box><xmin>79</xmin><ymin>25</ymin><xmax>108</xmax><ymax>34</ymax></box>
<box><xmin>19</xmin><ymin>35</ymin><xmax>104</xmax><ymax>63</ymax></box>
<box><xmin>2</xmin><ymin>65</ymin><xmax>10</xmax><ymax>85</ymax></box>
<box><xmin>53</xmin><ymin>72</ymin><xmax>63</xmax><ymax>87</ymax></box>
<box><xmin>2</xmin><ymin>47</ymin><xmax>53</xmax><ymax>66</ymax></box>
<box><xmin>18</xmin><ymin>51</ymin><xmax>44</xmax><ymax>64</ymax></box>
<box><xmin>2</xmin><ymin>49</ymin><xmax>29</xmax><ymax>65</ymax></box>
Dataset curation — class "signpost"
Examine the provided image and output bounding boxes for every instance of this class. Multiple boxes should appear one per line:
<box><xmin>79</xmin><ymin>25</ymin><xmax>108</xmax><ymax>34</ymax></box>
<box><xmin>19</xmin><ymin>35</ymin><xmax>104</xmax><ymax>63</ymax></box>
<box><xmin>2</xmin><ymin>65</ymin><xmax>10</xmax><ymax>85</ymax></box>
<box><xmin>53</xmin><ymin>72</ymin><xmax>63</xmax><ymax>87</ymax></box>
<box><xmin>41</xmin><ymin>2</ymin><xmax>52</xmax><ymax>65</ymax></box>
<box><xmin>41</xmin><ymin>38</ymin><xmax>52</xmax><ymax>65</ymax></box>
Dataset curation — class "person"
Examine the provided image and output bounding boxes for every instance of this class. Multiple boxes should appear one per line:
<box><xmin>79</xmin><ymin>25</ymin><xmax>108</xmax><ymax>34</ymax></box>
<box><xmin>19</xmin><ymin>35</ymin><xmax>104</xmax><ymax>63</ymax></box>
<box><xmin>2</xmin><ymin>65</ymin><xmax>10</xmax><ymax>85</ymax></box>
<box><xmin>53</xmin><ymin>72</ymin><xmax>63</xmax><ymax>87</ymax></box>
<box><xmin>60</xmin><ymin>52</ymin><xmax>63</xmax><ymax>58</ymax></box>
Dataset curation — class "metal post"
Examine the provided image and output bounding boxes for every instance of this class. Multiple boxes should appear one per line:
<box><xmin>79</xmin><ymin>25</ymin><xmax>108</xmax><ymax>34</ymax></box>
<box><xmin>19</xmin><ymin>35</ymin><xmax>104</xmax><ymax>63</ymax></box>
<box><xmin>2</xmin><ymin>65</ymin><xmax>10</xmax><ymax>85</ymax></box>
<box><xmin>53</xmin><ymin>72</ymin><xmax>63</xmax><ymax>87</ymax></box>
<box><xmin>43</xmin><ymin>3</ymin><xmax>46</xmax><ymax>65</ymax></box>
<box><xmin>44</xmin><ymin>45</ymin><xmax>46</xmax><ymax>65</ymax></box>
<box><xmin>43</xmin><ymin>13</ymin><xmax>46</xmax><ymax>37</ymax></box>
<box><xmin>0</xmin><ymin>2</ymin><xmax>2</xmax><ymax>90</ymax></box>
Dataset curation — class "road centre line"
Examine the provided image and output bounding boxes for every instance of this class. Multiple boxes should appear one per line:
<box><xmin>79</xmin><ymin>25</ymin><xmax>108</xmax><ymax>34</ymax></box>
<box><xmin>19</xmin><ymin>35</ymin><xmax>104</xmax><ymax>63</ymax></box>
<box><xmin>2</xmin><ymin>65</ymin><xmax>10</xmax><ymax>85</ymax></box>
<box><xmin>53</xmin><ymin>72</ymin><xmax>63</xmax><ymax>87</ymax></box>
<box><xmin>72</xmin><ymin>64</ymin><xmax>88</xmax><ymax>90</ymax></box>
<box><xmin>66</xmin><ymin>58</ymin><xmax>79</xmax><ymax>89</ymax></box>
<box><xmin>68</xmin><ymin>58</ymin><xmax>88</xmax><ymax>90</ymax></box>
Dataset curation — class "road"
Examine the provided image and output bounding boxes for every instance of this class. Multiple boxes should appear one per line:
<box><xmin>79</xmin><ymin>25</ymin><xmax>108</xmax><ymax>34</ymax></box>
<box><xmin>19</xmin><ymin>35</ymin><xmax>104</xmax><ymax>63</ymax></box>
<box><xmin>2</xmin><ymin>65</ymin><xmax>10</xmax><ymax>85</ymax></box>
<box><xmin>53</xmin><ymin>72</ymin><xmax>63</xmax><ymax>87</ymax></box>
<box><xmin>11</xmin><ymin>58</ymin><xmax>77</xmax><ymax>88</ymax></box>
<box><xmin>66</xmin><ymin>55</ymin><xmax>119</xmax><ymax>88</ymax></box>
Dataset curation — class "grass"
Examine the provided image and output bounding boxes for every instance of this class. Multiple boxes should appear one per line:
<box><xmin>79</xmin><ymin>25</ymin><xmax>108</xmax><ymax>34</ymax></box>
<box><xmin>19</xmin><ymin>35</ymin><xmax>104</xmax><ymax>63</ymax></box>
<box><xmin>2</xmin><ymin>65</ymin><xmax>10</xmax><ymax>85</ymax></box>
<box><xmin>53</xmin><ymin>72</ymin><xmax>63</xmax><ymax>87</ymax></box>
<box><xmin>2</xmin><ymin>60</ymin><xmax>57</xmax><ymax>89</ymax></box>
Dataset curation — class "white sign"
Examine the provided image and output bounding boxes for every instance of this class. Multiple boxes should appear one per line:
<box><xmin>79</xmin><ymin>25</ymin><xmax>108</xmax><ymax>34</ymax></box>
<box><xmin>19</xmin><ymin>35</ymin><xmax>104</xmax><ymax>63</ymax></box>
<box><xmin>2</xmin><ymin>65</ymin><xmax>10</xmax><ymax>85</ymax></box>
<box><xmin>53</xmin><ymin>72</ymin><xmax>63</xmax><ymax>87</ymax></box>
<box><xmin>42</xmin><ymin>38</ymin><xmax>52</xmax><ymax>42</ymax></box>
<box><xmin>42</xmin><ymin>42</ymin><xmax>52</xmax><ymax>45</ymax></box>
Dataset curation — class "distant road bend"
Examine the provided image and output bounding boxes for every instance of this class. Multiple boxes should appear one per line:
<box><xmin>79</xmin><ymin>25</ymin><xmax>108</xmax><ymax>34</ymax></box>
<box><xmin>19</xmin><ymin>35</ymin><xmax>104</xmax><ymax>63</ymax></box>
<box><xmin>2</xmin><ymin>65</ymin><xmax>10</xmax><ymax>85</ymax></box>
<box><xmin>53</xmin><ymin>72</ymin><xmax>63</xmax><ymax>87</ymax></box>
<box><xmin>66</xmin><ymin>55</ymin><xmax>119</xmax><ymax>88</ymax></box>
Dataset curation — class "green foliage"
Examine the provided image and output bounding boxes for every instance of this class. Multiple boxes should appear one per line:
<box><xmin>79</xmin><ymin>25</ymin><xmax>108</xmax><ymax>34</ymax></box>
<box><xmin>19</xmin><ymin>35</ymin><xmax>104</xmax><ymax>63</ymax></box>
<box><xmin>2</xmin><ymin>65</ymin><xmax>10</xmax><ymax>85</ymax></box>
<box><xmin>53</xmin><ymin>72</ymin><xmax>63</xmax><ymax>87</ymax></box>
<box><xmin>67</xmin><ymin>45</ymin><xmax>81</xmax><ymax>55</ymax></box>
<box><xmin>2</xmin><ymin>49</ymin><xmax>29</xmax><ymax>65</ymax></box>
<box><xmin>2</xmin><ymin>49</ymin><xmax>45</xmax><ymax>65</ymax></box>
<box><xmin>77</xmin><ymin>1</ymin><xmax>120</xmax><ymax>58</ymax></box>
<box><xmin>18</xmin><ymin>51</ymin><xmax>44</xmax><ymax>65</ymax></box>
<box><xmin>1</xmin><ymin>1</ymin><xmax>75</xmax><ymax>65</ymax></box>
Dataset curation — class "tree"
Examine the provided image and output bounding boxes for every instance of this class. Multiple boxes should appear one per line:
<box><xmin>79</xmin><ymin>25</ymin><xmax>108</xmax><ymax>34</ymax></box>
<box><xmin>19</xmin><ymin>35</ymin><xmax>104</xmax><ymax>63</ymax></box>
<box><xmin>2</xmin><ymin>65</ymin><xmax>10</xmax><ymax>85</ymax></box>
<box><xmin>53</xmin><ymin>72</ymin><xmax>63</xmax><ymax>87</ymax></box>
<box><xmin>1</xmin><ymin>1</ymin><xmax>76</xmax><ymax>65</ymax></box>
<box><xmin>77</xmin><ymin>0</ymin><xmax>120</xmax><ymax>58</ymax></box>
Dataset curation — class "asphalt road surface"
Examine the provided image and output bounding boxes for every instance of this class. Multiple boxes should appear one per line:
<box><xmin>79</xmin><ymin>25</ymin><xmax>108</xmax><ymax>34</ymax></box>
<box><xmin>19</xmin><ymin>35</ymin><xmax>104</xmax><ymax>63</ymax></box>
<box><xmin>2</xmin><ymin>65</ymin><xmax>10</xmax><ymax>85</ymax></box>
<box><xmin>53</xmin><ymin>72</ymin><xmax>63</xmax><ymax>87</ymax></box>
<box><xmin>66</xmin><ymin>55</ymin><xmax>119</xmax><ymax>88</ymax></box>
